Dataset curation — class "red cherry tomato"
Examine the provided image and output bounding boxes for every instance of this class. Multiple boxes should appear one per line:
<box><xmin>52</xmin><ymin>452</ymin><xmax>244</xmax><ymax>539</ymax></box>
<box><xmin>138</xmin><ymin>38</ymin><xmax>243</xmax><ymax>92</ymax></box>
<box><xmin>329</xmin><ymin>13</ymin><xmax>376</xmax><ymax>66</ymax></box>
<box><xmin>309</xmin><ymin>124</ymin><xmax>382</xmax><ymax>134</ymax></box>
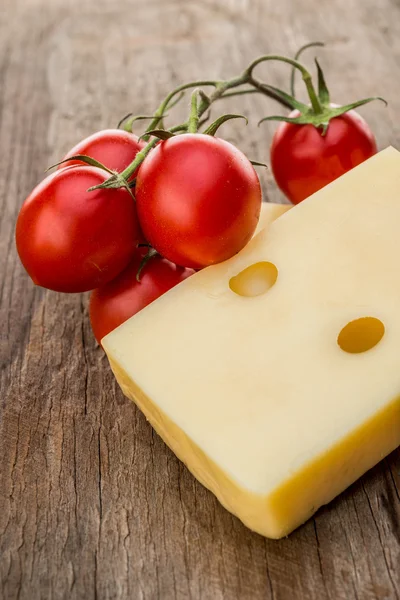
<box><xmin>58</xmin><ymin>129</ymin><xmax>145</xmax><ymax>178</ymax></box>
<box><xmin>270</xmin><ymin>109</ymin><xmax>377</xmax><ymax>204</ymax></box>
<box><xmin>135</xmin><ymin>134</ymin><xmax>262</xmax><ymax>269</ymax></box>
<box><xmin>16</xmin><ymin>166</ymin><xmax>139</xmax><ymax>293</ymax></box>
<box><xmin>89</xmin><ymin>249</ymin><xmax>194</xmax><ymax>343</ymax></box>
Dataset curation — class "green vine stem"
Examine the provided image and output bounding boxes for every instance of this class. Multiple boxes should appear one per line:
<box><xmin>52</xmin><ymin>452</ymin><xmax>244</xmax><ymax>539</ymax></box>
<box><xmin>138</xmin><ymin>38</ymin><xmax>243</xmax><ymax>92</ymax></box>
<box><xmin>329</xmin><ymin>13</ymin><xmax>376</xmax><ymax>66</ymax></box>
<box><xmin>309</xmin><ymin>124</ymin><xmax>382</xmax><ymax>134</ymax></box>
<box><xmin>290</xmin><ymin>41</ymin><xmax>324</xmax><ymax>98</ymax></box>
<box><xmin>245</xmin><ymin>55</ymin><xmax>323</xmax><ymax>114</ymax></box>
<box><xmin>188</xmin><ymin>90</ymin><xmax>200</xmax><ymax>133</ymax></box>
<box><xmin>141</xmin><ymin>72</ymin><xmax>296</xmax><ymax>140</ymax></box>
<box><xmin>89</xmin><ymin>53</ymin><xmax>333</xmax><ymax>191</ymax></box>
<box><xmin>141</xmin><ymin>80</ymin><xmax>219</xmax><ymax>139</ymax></box>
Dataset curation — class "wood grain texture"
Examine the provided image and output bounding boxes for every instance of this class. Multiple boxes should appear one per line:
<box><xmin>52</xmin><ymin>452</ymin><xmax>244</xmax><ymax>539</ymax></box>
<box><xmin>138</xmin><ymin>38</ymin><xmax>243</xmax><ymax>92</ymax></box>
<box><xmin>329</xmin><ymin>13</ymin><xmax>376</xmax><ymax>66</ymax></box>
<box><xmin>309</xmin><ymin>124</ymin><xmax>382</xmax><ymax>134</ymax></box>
<box><xmin>1</xmin><ymin>0</ymin><xmax>400</xmax><ymax>598</ymax></box>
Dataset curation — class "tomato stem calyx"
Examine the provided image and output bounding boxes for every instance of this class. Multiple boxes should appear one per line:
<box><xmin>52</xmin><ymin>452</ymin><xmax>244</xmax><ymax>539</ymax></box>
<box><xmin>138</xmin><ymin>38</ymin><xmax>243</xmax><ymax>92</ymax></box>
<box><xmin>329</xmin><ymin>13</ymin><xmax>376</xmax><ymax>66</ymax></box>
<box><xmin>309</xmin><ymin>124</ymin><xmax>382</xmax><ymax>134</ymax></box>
<box><xmin>250</xmin><ymin>160</ymin><xmax>268</xmax><ymax>168</ymax></box>
<box><xmin>136</xmin><ymin>247</ymin><xmax>159</xmax><ymax>282</ymax></box>
<box><xmin>204</xmin><ymin>114</ymin><xmax>248</xmax><ymax>136</ymax></box>
<box><xmin>258</xmin><ymin>50</ymin><xmax>387</xmax><ymax>135</ymax></box>
<box><xmin>139</xmin><ymin>129</ymin><xmax>175</xmax><ymax>141</ymax></box>
<box><xmin>46</xmin><ymin>154</ymin><xmax>115</xmax><ymax>175</ymax></box>
<box><xmin>87</xmin><ymin>171</ymin><xmax>136</xmax><ymax>201</ymax></box>
<box><xmin>258</xmin><ymin>96</ymin><xmax>387</xmax><ymax>135</ymax></box>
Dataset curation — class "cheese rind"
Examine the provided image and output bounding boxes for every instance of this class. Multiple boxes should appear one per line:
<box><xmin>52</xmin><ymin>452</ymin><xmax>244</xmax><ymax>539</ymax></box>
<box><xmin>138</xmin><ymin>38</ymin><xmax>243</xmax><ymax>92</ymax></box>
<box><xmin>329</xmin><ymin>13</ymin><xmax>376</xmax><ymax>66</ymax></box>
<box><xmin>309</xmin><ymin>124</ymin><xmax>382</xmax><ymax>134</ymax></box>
<box><xmin>104</xmin><ymin>154</ymin><xmax>400</xmax><ymax>538</ymax></box>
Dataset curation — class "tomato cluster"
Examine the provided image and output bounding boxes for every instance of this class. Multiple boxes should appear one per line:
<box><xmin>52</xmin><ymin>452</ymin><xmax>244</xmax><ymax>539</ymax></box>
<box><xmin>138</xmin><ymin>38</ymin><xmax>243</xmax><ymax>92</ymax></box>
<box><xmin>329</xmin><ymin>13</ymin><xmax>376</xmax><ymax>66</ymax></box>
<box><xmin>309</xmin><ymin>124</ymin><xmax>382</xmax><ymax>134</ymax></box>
<box><xmin>16</xmin><ymin>129</ymin><xmax>262</xmax><ymax>342</ymax></box>
<box><xmin>15</xmin><ymin>46</ymin><xmax>384</xmax><ymax>344</ymax></box>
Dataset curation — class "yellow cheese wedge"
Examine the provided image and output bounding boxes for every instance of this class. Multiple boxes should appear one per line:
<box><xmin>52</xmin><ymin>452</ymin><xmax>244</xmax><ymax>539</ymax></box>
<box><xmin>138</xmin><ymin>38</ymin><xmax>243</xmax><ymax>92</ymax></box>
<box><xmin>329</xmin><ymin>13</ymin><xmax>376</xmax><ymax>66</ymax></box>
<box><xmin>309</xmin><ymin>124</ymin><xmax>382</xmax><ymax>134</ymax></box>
<box><xmin>103</xmin><ymin>149</ymin><xmax>400</xmax><ymax>538</ymax></box>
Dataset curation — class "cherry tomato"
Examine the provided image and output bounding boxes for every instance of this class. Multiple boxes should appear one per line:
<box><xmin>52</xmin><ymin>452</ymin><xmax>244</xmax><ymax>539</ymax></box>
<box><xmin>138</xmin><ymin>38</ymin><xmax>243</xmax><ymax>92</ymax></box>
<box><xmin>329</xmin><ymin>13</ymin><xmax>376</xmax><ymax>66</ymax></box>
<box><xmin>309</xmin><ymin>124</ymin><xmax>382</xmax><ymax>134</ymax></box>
<box><xmin>58</xmin><ymin>129</ymin><xmax>145</xmax><ymax>177</ymax></box>
<box><xmin>270</xmin><ymin>109</ymin><xmax>377</xmax><ymax>204</ymax></box>
<box><xmin>89</xmin><ymin>249</ymin><xmax>194</xmax><ymax>343</ymax></box>
<box><xmin>135</xmin><ymin>134</ymin><xmax>262</xmax><ymax>269</ymax></box>
<box><xmin>16</xmin><ymin>166</ymin><xmax>139</xmax><ymax>293</ymax></box>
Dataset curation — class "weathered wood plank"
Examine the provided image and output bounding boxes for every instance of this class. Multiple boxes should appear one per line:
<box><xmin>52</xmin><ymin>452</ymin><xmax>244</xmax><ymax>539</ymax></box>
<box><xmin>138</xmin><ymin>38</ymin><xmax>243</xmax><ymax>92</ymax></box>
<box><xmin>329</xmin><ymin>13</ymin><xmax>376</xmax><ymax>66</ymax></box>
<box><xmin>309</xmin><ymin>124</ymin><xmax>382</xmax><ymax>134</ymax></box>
<box><xmin>1</xmin><ymin>0</ymin><xmax>399</xmax><ymax>598</ymax></box>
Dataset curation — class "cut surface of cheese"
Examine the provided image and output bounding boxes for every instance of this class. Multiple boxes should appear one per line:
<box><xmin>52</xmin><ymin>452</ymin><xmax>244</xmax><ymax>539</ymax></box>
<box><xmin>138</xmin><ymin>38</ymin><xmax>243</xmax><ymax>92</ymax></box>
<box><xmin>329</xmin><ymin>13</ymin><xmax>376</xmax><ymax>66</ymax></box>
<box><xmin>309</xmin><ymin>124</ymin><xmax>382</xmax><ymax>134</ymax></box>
<box><xmin>104</xmin><ymin>150</ymin><xmax>400</xmax><ymax>538</ymax></box>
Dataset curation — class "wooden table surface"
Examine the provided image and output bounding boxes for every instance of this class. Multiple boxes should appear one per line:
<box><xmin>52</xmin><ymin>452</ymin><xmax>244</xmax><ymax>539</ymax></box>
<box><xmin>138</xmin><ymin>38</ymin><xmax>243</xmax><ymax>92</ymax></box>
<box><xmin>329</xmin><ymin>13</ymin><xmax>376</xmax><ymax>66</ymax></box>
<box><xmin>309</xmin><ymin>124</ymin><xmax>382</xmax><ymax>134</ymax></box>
<box><xmin>1</xmin><ymin>0</ymin><xmax>400</xmax><ymax>598</ymax></box>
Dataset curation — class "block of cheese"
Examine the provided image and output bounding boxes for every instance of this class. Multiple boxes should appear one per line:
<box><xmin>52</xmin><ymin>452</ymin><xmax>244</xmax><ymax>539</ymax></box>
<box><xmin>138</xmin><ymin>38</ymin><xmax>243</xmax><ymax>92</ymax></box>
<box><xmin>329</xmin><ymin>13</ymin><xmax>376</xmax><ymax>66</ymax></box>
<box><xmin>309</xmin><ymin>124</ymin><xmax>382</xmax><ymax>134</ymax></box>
<box><xmin>103</xmin><ymin>148</ymin><xmax>400</xmax><ymax>538</ymax></box>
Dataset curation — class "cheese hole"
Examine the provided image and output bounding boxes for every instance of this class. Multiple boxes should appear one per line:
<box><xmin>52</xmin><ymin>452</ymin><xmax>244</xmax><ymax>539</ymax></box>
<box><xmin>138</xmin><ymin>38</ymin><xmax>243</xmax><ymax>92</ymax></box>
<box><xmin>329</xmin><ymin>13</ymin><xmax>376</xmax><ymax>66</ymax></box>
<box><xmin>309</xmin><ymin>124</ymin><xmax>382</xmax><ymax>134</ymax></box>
<box><xmin>337</xmin><ymin>317</ymin><xmax>385</xmax><ymax>354</ymax></box>
<box><xmin>229</xmin><ymin>262</ymin><xmax>278</xmax><ymax>297</ymax></box>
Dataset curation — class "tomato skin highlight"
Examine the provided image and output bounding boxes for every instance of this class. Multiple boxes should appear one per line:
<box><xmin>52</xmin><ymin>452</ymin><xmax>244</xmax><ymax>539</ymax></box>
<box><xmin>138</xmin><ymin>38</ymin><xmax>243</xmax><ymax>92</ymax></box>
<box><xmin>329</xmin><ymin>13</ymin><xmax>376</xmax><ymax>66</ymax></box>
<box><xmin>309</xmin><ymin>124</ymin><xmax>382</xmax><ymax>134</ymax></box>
<box><xmin>89</xmin><ymin>249</ymin><xmax>194</xmax><ymax>343</ymax></box>
<box><xmin>58</xmin><ymin>129</ymin><xmax>145</xmax><ymax>177</ymax></box>
<box><xmin>16</xmin><ymin>166</ymin><xmax>139</xmax><ymax>293</ymax></box>
<box><xmin>135</xmin><ymin>134</ymin><xmax>262</xmax><ymax>269</ymax></box>
<box><xmin>270</xmin><ymin>109</ymin><xmax>377</xmax><ymax>204</ymax></box>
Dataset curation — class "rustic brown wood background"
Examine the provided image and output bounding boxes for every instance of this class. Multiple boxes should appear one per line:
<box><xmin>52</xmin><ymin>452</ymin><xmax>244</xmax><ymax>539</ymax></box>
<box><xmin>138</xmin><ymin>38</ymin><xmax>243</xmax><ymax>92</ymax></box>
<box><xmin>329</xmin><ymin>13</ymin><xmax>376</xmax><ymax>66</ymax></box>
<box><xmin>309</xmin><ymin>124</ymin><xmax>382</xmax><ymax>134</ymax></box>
<box><xmin>1</xmin><ymin>0</ymin><xmax>400</xmax><ymax>598</ymax></box>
